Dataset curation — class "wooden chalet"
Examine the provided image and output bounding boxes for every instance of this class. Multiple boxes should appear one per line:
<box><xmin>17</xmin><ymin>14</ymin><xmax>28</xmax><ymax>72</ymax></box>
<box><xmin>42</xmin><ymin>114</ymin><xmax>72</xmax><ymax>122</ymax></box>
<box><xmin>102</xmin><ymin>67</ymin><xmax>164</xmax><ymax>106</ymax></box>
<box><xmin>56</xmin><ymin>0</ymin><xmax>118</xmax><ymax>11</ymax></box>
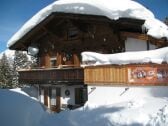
<box><xmin>9</xmin><ymin>12</ymin><xmax>168</xmax><ymax>112</ymax></box>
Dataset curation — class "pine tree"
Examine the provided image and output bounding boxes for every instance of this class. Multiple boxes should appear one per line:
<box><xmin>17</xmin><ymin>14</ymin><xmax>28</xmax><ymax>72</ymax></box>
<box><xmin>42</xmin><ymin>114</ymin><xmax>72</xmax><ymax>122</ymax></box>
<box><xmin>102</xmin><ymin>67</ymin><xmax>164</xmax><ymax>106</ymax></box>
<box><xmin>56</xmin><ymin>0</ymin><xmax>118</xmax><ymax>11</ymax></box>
<box><xmin>0</xmin><ymin>51</ymin><xmax>37</xmax><ymax>88</ymax></box>
<box><xmin>0</xmin><ymin>53</ymin><xmax>13</xmax><ymax>88</ymax></box>
<box><xmin>12</xmin><ymin>51</ymin><xmax>29</xmax><ymax>87</ymax></box>
<box><xmin>12</xmin><ymin>51</ymin><xmax>37</xmax><ymax>87</ymax></box>
<box><xmin>13</xmin><ymin>51</ymin><xmax>30</xmax><ymax>70</ymax></box>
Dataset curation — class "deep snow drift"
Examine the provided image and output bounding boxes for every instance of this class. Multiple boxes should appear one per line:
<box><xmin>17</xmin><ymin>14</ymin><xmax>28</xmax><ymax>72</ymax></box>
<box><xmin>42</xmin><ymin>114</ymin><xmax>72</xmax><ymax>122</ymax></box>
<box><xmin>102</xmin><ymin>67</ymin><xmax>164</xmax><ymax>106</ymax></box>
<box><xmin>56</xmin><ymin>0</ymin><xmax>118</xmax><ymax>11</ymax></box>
<box><xmin>0</xmin><ymin>88</ymin><xmax>44</xmax><ymax>126</ymax></box>
<box><xmin>81</xmin><ymin>47</ymin><xmax>168</xmax><ymax>65</ymax></box>
<box><xmin>1</xmin><ymin>87</ymin><xmax>168</xmax><ymax>126</ymax></box>
<box><xmin>7</xmin><ymin>0</ymin><xmax>168</xmax><ymax>48</ymax></box>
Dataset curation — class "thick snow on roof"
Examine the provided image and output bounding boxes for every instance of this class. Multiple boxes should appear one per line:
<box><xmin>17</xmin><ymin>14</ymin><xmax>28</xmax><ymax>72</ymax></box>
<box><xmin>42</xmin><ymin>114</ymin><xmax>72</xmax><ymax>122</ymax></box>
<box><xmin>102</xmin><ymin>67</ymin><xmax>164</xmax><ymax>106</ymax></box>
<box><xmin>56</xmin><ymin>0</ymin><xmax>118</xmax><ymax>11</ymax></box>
<box><xmin>81</xmin><ymin>47</ymin><xmax>168</xmax><ymax>65</ymax></box>
<box><xmin>7</xmin><ymin>0</ymin><xmax>168</xmax><ymax>48</ymax></box>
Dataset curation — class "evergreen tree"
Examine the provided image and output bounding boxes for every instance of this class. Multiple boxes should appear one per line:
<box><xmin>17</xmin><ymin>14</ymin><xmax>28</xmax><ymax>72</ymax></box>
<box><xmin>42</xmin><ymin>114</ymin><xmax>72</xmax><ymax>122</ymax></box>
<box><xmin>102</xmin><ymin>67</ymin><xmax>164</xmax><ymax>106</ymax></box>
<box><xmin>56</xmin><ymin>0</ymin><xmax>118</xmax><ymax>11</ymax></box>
<box><xmin>12</xmin><ymin>51</ymin><xmax>37</xmax><ymax>87</ymax></box>
<box><xmin>12</xmin><ymin>51</ymin><xmax>30</xmax><ymax>87</ymax></box>
<box><xmin>13</xmin><ymin>51</ymin><xmax>30</xmax><ymax>69</ymax></box>
<box><xmin>0</xmin><ymin>51</ymin><xmax>37</xmax><ymax>88</ymax></box>
<box><xmin>0</xmin><ymin>53</ymin><xmax>13</xmax><ymax>88</ymax></box>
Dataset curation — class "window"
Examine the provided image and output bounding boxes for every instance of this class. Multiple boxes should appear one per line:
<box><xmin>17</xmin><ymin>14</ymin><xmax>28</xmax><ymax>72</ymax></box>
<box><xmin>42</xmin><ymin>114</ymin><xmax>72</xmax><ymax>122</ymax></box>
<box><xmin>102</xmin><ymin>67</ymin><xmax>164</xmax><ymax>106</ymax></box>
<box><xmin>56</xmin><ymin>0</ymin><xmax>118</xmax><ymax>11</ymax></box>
<box><xmin>51</xmin><ymin>89</ymin><xmax>56</xmax><ymax>106</ymax></box>
<box><xmin>50</xmin><ymin>57</ymin><xmax>57</xmax><ymax>67</ymax></box>
<box><xmin>67</xmin><ymin>27</ymin><xmax>78</xmax><ymax>40</ymax></box>
<box><xmin>75</xmin><ymin>87</ymin><xmax>88</xmax><ymax>105</ymax></box>
<box><xmin>40</xmin><ymin>89</ymin><xmax>44</xmax><ymax>104</ymax></box>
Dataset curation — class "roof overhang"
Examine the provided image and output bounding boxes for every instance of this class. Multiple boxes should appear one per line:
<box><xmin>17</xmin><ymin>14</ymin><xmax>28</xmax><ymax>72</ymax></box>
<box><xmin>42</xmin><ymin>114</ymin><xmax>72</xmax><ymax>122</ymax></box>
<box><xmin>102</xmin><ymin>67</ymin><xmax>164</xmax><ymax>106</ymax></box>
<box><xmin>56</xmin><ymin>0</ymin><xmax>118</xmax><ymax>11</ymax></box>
<box><xmin>9</xmin><ymin>12</ymin><xmax>146</xmax><ymax>50</ymax></box>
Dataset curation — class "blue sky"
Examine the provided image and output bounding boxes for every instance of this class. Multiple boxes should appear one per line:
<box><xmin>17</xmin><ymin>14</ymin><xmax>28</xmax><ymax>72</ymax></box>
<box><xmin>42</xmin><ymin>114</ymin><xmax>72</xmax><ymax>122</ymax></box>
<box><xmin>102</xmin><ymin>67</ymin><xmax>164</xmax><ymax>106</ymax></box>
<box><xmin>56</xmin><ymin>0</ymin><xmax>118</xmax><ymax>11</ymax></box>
<box><xmin>0</xmin><ymin>0</ymin><xmax>54</xmax><ymax>53</ymax></box>
<box><xmin>0</xmin><ymin>0</ymin><xmax>168</xmax><ymax>53</ymax></box>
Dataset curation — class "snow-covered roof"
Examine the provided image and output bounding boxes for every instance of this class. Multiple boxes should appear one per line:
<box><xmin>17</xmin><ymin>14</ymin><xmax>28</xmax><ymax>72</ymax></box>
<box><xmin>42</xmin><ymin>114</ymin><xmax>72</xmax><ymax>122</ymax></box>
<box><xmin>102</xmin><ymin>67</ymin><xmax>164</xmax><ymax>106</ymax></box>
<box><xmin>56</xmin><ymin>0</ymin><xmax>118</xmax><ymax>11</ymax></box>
<box><xmin>7</xmin><ymin>0</ymin><xmax>168</xmax><ymax>48</ymax></box>
<box><xmin>81</xmin><ymin>47</ymin><xmax>168</xmax><ymax>65</ymax></box>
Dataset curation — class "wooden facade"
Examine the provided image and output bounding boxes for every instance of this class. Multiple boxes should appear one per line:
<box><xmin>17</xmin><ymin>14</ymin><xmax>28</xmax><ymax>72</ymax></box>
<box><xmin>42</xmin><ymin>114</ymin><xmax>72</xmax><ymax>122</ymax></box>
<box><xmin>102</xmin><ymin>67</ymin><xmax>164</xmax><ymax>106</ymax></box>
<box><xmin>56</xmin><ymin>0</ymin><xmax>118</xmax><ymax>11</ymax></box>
<box><xmin>19</xmin><ymin>63</ymin><xmax>168</xmax><ymax>86</ymax></box>
<box><xmin>9</xmin><ymin>12</ymin><xmax>168</xmax><ymax>112</ymax></box>
<box><xmin>84</xmin><ymin>65</ymin><xmax>127</xmax><ymax>85</ymax></box>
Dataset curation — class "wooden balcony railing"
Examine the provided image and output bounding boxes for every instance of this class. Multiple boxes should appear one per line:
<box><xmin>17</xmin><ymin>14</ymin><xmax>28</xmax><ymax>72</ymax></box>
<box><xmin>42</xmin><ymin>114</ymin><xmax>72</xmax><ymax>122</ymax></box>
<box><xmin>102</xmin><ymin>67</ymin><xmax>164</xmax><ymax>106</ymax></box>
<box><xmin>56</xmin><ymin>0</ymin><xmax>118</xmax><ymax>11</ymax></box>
<box><xmin>84</xmin><ymin>65</ymin><xmax>127</xmax><ymax>85</ymax></box>
<box><xmin>84</xmin><ymin>64</ymin><xmax>168</xmax><ymax>86</ymax></box>
<box><xmin>19</xmin><ymin>64</ymin><xmax>168</xmax><ymax>86</ymax></box>
<box><xmin>18</xmin><ymin>67</ymin><xmax>84</xmax><ymax>85</ymax></box>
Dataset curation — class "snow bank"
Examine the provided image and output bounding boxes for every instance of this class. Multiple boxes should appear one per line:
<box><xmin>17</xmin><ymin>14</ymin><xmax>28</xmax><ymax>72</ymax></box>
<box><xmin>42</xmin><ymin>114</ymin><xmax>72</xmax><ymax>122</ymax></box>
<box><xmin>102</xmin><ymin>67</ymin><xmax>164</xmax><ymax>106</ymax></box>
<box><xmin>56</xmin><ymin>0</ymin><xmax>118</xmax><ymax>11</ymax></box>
<box><xmin>0</xmin><ymin>89</ymin><xmax>45</xmax><ymax>126</ymax></box>
<box><xmin>1</xmin><ymin>87</ymin><xmax>168</xmax><ymax>126</ymax></box>
<box><xmin>11</xmin><ymin>86</ymin><xmax>38</xmax><ymax>99</ymax></box>
<box><xmin>149</xmin><ymin>105</ymin><xmax>168</xmax><ymax>126</ymax></box>
<box><xmin>7</xmin><ymin>0</ymin><xmax>168</xmax><ymax>48</ymax></box>
<box><xmin>87</xmin><ymin>86</ymin><xmax>168</xmax><ymax>106</ymax></box>
<box><xmin>40</xmin><ymin>97</ymin><xmax>168</xmax><ymax>126</ymax></box>
<box><xmin>81</xmin><ymin>47</ymin><xmax>168</xmax><ymax>65</ymax></box>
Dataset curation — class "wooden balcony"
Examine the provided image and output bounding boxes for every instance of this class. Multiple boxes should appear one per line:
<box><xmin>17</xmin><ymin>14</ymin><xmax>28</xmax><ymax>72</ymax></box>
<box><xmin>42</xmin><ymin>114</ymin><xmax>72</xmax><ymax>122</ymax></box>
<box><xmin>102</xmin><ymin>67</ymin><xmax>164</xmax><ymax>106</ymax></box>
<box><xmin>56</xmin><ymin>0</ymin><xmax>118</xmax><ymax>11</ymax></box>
<box><xmin>84</xmin><ymin>64</ymin><xmax>168</xmax><ymax>86</ymax></box>
<box><xmin>18</xmin><ymin>67</ymin><xmax>84</xmax><ymax>85</ymax></box>
<box><xmin>84</xmin><ymin>65</ymin><xmax>127</xmax><ymax>85</ymax></box>
<box><xmin>19</xmin><ymin>64</ymin><xmax>168</xmax><ymax>86</ymax></box>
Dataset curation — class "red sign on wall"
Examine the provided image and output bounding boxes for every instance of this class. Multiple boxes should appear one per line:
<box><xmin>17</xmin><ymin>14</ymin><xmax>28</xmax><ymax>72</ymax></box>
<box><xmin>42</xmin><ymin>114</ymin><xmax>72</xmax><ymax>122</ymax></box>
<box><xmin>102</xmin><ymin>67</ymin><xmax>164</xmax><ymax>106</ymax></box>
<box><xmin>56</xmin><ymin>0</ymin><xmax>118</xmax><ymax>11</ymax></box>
<box><xmin>128</xmin><ymin>66</ymin><xmax>168</xmax><ymax>85</ymax></box>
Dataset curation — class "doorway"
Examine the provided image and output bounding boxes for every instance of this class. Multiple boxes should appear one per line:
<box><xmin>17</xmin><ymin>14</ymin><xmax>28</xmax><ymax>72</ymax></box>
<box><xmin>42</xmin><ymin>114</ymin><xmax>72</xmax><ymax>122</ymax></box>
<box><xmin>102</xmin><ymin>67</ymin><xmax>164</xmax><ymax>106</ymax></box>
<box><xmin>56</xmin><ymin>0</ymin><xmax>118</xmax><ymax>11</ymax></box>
<box><xmin>50</xmin><ymin>87</ymin><xmax>61</xmax><ymax>112</ymax></box>
<box><xmin>75</xmin><ymin>87</ymin><xmax>88</xmax><ymax>105</ymax></box>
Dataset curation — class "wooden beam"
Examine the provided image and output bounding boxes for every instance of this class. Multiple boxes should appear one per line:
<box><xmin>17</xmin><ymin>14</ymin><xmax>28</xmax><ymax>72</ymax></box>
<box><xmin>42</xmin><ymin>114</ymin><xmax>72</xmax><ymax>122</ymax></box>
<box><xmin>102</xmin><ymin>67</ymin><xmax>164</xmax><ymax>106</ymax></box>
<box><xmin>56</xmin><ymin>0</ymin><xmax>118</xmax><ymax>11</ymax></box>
<box><xmin>148</xmin><ymin>36</ymin><xmax>168</xmax><ymax>47</ymax></box>
<box><xmin>16</xmin><ymin>42</ymin><xmax>27</xmax><ymax>51</ymax></box>
<box><xmin>52</xmin><ymin>12</ymin><xmax>113</xmax><ymax>23</ymax></box>
<box><xmin>120</xmin><ymin>31</ymin><xmax>148</xmax><ymax>41</ymax></box>
<box><xmin>41</xmin><ymin>26</ymin><xmax>61</xmax><ymax>41</ymax></box>
<box><xmin>120</xmin><ymin>31</ymin><xmax>168</xmax><ymax>47</ymax></box>
<box><xmin>30</xmin><ymin>29</ymin><xmax>48</xmax><ymax>43</ymax></box>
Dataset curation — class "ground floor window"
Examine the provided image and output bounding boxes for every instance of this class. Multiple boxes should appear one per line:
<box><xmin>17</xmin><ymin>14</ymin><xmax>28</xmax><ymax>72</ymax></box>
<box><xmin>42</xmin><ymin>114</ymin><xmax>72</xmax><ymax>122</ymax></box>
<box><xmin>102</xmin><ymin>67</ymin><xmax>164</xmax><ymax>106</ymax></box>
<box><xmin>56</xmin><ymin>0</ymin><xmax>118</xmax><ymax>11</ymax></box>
<box><xmin>75</xmin><ymin>87</ymin><xmax>88</xmax><ymax>105</ymax></box>
<box><xmin>40</xmin><ymin>89</ymin><xmax>44</xmax><ymax>104</ymax></box>
<box><xmin>50</xmin><ymin>88</ymin><xmax>56</xmax><ymax>106</ymax></box>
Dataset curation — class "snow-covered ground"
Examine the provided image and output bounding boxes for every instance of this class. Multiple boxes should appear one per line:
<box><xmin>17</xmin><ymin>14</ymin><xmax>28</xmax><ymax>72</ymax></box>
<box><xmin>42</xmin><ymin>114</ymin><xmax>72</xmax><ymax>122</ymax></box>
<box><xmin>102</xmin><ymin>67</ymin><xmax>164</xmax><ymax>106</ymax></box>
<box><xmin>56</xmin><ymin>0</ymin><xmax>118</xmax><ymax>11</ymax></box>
<box><xmin>1</xmin><ymin>86</ymin><xmax>168</xmax><ymax>126</ymax></box>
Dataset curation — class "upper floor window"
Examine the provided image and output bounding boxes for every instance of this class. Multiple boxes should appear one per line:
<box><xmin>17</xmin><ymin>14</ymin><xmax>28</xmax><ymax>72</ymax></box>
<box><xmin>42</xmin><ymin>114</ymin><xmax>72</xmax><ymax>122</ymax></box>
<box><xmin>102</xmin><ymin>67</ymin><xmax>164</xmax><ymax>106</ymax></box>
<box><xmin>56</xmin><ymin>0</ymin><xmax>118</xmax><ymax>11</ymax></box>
<box><xmin>50</xmin><ymin>57</ymin><xmax>57</xmax><ymax>67</ymax></box>
<box><xmin>67</xmin><ymin>27</ymin><xmax>79</xmax><ymax>40</ymax></box>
